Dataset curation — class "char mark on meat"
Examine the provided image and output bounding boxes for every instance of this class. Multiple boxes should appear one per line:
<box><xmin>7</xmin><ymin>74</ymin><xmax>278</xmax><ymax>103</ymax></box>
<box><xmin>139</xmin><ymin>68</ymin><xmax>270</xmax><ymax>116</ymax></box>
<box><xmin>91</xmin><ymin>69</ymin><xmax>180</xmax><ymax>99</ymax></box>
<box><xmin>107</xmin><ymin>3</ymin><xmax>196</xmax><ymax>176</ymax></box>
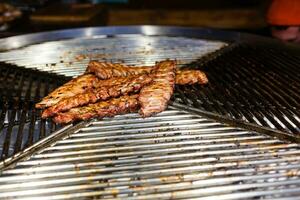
<box><xmin>35</xmin><ymin>74</ymin><xmax>99</xmax><ymax>109</ymax></box>
<box><xmin>175</xmin><ymin>69</ymin><xmax>208</xmax><ymax>85</ymax></box>
<box><xmin>87</xmin><ymin>61</ymin><xmax>208</xmax><ymax>85</ymax></box>
<box><xmin>42</xmin><ymin>74</ymin><xmax>152</xmax><ymax>118</ymax></box>
<box><xmin>53</xmin><ymin>94</ymin><xmax>139</xmax><ymax>124</ymax></box>
<box><xmin>138</xmin><ymin>60</ymin><xmax>176</xmax><ymax>117</ymax></box>
<box><xmin>36</xmin><ymin>74</ymin><xmax>150</xmax><ymax>109</ymax></box>
<box><xmin>87</xmin><ymin>61</ymin><xmax>152</xmax><ymax>79</ymax></box>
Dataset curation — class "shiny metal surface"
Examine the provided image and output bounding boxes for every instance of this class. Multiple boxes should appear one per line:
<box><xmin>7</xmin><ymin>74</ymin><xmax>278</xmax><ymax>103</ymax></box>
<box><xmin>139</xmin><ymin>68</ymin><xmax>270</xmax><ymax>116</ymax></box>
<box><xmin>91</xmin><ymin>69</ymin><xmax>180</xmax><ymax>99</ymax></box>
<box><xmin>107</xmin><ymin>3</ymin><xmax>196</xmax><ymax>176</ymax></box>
<box><xmin>0</xmin><ymin>34</ymin><xmax>226</xmax><ymax>77</ymax></box>
<box><xmin>1</xmin><ymin>105</ymin><xmax>300</xmax><ymax>199</ymax></box>
<box><xmin>0</xmin><ymin>26</ymin><xmax>299</xmax><ymax>199</ymax></box>
<box><xmin>0</xmin><ymin>26</ymin><xmax>237</xmax><ymax>50</ymax></box>
<box><xmin>0</xmin><ymin>27</ymin><xmax>226</xmax><ymax>160</ymax></box>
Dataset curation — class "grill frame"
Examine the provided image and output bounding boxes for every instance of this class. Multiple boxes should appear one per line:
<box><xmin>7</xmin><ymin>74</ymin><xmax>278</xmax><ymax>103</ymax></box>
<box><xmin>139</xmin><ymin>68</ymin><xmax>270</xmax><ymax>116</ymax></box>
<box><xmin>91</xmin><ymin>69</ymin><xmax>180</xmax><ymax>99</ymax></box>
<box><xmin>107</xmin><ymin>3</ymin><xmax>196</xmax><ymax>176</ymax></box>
<box><xmin>0</xmin><ymin>25</ymin><xmax>299</xmax><ymax>52</ymax></box>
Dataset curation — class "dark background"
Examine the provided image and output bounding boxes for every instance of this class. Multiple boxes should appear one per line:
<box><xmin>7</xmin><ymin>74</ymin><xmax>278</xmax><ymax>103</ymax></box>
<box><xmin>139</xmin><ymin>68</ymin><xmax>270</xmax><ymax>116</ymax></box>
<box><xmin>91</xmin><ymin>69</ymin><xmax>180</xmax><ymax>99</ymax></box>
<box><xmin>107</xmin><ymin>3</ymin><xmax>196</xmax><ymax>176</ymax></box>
<box><xmin>1</xmin><ymin>0</ymin><xmax>272</xmax><ymax>38</ymax></box>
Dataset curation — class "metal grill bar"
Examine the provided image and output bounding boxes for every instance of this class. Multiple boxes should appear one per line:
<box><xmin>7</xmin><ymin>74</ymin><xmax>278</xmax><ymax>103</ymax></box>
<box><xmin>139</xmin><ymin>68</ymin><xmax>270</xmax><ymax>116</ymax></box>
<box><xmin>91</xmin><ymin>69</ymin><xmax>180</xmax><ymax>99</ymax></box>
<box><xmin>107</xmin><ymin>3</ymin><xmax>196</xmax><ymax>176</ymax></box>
<box><xmin>0</xmin><ymin>35</ymin><xmax>226</xmax><ymax>161</ymax></box>
<box><xmin>176</xmin><ymin>43</ymin><xmax>300</xmax><ymax>135</ymax></box>
<box><xmin>1</xmin><ymin>33</ymin><xmax>299</xmax><ymax>137</ymax></box>
<box><xmin>0</xmin><ymin>35</ymin><xmax>226</xmax><ymax>77</ymax></box>
<box><xmin>0</xmin><ymin>26</ymin><xmax>299</xmax><ymax>199</ymax></box>
<box><xmin>0</xmin><ymin>106</ymin><xmax>300</xmax><ymax>199</ymax></box>
<box><xmin>3</xmin><ymin>33</ymin><xmax>296</xmax><ymax>135</ymax></box>
<box><xmin>0</xmin><ymin>63</ymin><xmax>67</xmax><ymax>160</ymax></box>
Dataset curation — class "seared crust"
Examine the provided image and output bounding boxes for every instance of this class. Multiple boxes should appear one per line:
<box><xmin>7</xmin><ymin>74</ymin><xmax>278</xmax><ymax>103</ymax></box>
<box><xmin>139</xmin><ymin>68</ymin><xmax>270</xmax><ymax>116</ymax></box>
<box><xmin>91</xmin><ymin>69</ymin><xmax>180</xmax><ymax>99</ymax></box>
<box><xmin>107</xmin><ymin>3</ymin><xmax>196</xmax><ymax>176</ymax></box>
<box><xmin>39</xmin><ymin>60</ymin><xmax>208</xmax><ymax>124</ymax></box>
<box><xmin>87</xmin><ymin>61</ymin><xmax>152</xmax><ymax>79</ymax></box>
<box><xmin>87</xmin><ymin>61</ymin><xmax>208</xmax><ymax>85</ymax></box>
<box><xmin>35</xmin><ymin>74</ymin><xmax>99</xmax><ymax>109</ymax></box>
<box><xmin>42</xmin><ymin>74</ymin><xmax>152</xmax><ymax>118</ymax></box>
<box><xmin>53</xmin><ymin>94</ymin><xmax>139</xmax><ymax>124</ymax></box>
<box><xmin>138</xmin><ymin>60</ymin><xmax>176</xmax><ymax>117</ymax></box>
<box><xmin>35</xmin><ymin>74</ymin><xmax>149</xmax><ymax>109</ymax></box>
<box><xmin>175</xmin><ymin>70</ymin><xmax>208</xmax><ymax>85</ymax></box>
<box><xmin>98</xmin><ymin>75</ymin><xmax>147</xmax><ymax>87</ymax></box>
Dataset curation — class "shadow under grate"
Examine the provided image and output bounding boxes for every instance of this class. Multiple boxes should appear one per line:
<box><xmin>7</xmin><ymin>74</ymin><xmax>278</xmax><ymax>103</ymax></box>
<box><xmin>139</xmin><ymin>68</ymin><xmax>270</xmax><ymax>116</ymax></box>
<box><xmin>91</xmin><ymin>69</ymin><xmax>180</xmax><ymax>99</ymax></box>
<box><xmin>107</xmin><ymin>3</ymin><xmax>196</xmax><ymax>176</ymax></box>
<box><xmin>175</xmin><ymin>43</ymin><xmax>300</xmax><ymax>135</ymax></box>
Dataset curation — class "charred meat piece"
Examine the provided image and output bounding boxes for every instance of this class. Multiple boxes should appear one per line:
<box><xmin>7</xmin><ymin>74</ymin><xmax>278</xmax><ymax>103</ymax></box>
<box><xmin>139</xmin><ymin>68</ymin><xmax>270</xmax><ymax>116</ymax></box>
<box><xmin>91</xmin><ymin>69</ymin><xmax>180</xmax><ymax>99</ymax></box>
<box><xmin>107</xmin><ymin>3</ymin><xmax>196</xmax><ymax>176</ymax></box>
<box><xmin>42</xmin><ymin>74</ymin><xmax>152</xmax><ymax>118</ymax></box>
<box><xmin>138</xmin><ymin>60</ymin><xmax>176</xmax><ymax>117</ymax></box>
<box><xmin>175</xmin><ymin>70</ymin><xmax>208</xmax><ymax>85</ymax></box>
<box><xmin>35</xmin><ymin>74</ymin><xmax>99</xmax><ymax>109</ymax></box>
<box><xmin>87</xmin><ymin>61</ymin><xmax>208</xmax><ymax>85</ymax></box>
<box><xmin>53</xmin><ymin>94</ymin><xmax>139</xmax><ymax>124</ymax></box>
<box><xmin>87</xmin><ymin>61</ymin><xmax>152</xmax><ymax>79</ymax></box>
<box><xmin>98</xmin><ymin>75</ymin><xmax>148</xmax><ymax>87</ymax></box>
<box><xmin>35</xmin><ymin>74</ymin><xmax>149</xmax><ymax>109</ymax></box>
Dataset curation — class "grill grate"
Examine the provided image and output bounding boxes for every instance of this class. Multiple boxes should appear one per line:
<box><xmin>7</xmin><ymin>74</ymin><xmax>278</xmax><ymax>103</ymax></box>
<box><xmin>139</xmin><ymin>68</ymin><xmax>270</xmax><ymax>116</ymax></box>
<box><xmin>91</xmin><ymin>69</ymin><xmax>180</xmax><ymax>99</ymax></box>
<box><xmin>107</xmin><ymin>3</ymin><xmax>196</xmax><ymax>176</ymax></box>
<box><xmin>0</xmin><ymin>35</ymin><xmax>227</xmax><ymax>161</ymax></box>
<box><xmin>0</xmin><ymin>63</ymin><xmax>67</xmax><ymax>159</ymax></box>
<box><xmin>1</xmin><ymin>106</ymin><xmax>300</xmax><ymax>199</ymax></box>
<box><xmin>1</xmin><ymin>34</ymin><xmax>299</xmax><ymax>137</ymax></box>
<box><xmin>175</xmin><ymin>43</ymin><xmax>300</xmax><ymax>135</ymax></box>
<box><xmin>0</xmin><ymin>35</ymin><xmax>226</xmax><ymax>77</ymax></box>
<box><xmin>0</xmin><ymin>26</ymin><xmax>299</xmax><ymax>199</ymax></box>
<box><xmin>0</xmin><ymin>33</ymin><xmax>299</xmax><ymax>161</ymax></box>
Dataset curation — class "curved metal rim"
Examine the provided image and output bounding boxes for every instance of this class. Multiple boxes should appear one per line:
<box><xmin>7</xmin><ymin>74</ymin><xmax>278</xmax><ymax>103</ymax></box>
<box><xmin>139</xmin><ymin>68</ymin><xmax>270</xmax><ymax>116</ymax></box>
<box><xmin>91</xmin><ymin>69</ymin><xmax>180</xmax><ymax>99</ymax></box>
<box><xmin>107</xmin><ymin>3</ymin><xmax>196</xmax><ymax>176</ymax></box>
<box><xmin>0</xmin><ymin>25</ymin><xmax>293</xmax><ymax>51</ymax></box>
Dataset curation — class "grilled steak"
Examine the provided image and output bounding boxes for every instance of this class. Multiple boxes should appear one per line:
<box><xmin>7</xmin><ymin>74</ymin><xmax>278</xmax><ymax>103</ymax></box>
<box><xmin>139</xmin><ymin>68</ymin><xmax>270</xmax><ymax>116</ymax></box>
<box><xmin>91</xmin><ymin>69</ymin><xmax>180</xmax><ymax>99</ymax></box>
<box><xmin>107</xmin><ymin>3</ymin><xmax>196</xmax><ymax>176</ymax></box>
<box><xmin>175</xmin><ymin>70</ymin><xmax>208</xmax><ymax>85</ymax></box>
<box><xmin>35</xmin><ymin>74</ymin><xmax>99</xmax><ymax>109</ymax></box>
<box><xmin>42</xmin><ymin>74</ymin><xmax>152</xmax><ymax>118</ymax></box>
<box><xmin>138</xmin><ymin>60</ymin><xmax>176</xmax><ymax>117</ymax></box>
<box><xmin>53</xmin><ymin>94</ymin><xmax>139</xmax><ymax>124</ymax></box>
<box><xmin>87</xmin><ymin>61</ymin><xmax>208</xmax><ymax>85</ymax></box>
<box><xmin>87</xmin><ymin>61</ymin><xmax>152</xmax><ymax>79</ymax></box>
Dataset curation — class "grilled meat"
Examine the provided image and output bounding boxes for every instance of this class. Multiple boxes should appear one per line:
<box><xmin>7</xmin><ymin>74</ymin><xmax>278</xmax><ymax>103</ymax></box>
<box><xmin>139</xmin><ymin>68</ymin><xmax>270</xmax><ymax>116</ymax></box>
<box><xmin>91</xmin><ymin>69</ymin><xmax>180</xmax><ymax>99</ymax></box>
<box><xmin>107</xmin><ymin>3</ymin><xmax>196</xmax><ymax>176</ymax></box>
<box><xmin>99</xmin><ymin>75</ymin><xmax>147</xmax><ymax>87</ymax></box>
<box><xmin>175</xmin><ymin>70</ymin><xmax>208</xmax><ymax>85</ymax></box>
<box><xmin>36</xmin><ymin>74</ymin><xmax>151</xmax><ymax>109</ymax></box>
<box><xmin>138</xmin><ymin>60</ymin><xmax>176</xmax><ymax>117</ymax></box>
<box><xmin>39</xmin><ymin>60</ymin><xmax>208</xmax><ymax>123</ymax></box>
<box><xmin>87</xmin><ymin>61</ymin><xmax>208</xmax><ymax>85</ymax></box>
<box><xmin>42</xmin><ymin>74</ymin><xmax>152</xmax><ymax>118</ymax></box>
<box><xmin>87</xmin><ymin>61</ymin><xmax>152</xmax><ymax>79</ymax></box>
<box><xmin>53</xmin><ymin>94</ymin><xmax>139</xmax><ymax>124</ymax></box>
<box><xmin>35</xmin><ymin>74</ymin><xmax>99</xmax><ymax>109</ymax></box>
